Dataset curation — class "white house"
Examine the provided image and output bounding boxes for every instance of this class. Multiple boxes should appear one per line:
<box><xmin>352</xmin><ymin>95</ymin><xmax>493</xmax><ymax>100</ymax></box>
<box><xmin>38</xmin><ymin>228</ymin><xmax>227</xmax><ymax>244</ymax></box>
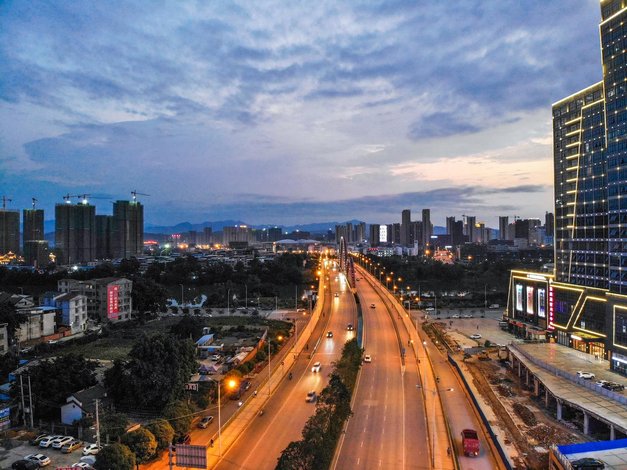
<box><xmin>61</xmin><ymin>384</ymin><xmax>106</xmax><ymax>425</ymax></box>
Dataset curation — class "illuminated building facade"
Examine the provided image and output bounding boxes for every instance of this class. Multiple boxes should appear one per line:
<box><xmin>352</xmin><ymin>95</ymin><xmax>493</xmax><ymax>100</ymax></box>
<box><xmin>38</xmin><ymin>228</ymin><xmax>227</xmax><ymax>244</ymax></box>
<box><xmin>507</xmin><ymin>1</ymin><xmax>627</xmax><ymax>375</ymax></box>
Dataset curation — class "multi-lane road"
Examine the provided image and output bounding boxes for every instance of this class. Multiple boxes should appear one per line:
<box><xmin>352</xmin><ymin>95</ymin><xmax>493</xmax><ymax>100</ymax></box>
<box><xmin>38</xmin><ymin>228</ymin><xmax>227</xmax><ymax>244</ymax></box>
<box><xmin>214</xmin><ymin>269</ymin><xmax>357</xmax><ymax>469</ymax></box>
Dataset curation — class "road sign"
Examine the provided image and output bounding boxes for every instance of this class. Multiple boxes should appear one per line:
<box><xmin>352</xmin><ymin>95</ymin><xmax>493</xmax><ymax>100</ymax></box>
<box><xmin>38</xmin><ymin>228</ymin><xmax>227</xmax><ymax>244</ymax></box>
<box><xmin>176</xmin><ymin>444</ymin><xmax>208</xmax><ymax>468</ymax></box>
<box><xmin>185</xmin><ymin>383</ymin><xmax>199</xmax><ymax>391</ymax></box>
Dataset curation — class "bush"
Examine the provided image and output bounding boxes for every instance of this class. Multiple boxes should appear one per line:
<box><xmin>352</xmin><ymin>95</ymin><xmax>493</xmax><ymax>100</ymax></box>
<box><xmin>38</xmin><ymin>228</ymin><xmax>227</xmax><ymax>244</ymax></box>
<box><xmin>121</xmin><ymin>428</ymin><xmax>157</xmax><ymax>464</ymax></box>
<box><xmin>93</xmin><ymin>443</ymin><xmax>135</xmax><ymax>470</ymax></box>
<box><xmin>145</xmin><ymin>420</ymin><xmax>175</xmax><ymax>452</ymax></box>
<box><xmin>163</xmin><ymin>400</ymin><xmax>193</xmax><ymax>438</ymax></box>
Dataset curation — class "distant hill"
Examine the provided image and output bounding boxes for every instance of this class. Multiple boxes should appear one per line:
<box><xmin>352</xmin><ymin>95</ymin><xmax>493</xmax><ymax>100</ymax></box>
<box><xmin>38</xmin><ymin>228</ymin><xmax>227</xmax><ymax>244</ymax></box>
<box><xmin>144</xmin><ymin>219</ymin><xmax>366</xmax><ymax>235</ymax></box>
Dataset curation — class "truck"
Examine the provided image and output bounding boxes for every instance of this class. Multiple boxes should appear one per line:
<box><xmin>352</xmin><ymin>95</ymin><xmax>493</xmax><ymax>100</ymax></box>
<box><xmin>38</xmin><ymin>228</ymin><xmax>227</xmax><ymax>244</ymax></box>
<box><xmin>461</xmin><ymin>429</ymin><xmax>480</xmax><ymax>457</ymax></box>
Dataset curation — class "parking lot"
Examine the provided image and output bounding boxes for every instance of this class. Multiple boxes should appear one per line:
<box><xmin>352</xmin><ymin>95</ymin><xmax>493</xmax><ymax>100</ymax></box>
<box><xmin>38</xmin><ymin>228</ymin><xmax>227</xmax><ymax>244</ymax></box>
<box><xmin>0</xmin><ymin>434</ymin><xmax>94</xmax><ymax>469</ymax></box>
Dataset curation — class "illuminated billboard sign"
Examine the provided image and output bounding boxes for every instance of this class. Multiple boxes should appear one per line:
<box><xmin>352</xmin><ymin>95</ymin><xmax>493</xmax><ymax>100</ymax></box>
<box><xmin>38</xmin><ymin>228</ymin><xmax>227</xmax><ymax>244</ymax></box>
<box><xmin>515</xmin><ymin>284</ymin><xmax>523</xmax><ymax>312</ymax></box>
<box><xmin>526</xmin><ymin>286</ymin><xmax>534</xmax><ymax>315</ymax></box>
<box><xmin>548</xmin><ymin>285</ymin><xmax>554</xmax><ymax>330</ymax></box>
<box><xmin>379</xmin><ymin>225</ymin><xmax>388</xmax><ymax>243</ymax></box>
<box><xmin>176</xmin><ymin>444</ymin><xmax>208</xmax><ymax>469</ymax></box>
<box><xmin>107</xmin><ymin>284</ymin><xmax>120</xmax><ymax>320</ymax></box>
<box><xmin>538</xmin><ymin>289</ymin><xmax>546</xmax><ymax>318</ymax></box>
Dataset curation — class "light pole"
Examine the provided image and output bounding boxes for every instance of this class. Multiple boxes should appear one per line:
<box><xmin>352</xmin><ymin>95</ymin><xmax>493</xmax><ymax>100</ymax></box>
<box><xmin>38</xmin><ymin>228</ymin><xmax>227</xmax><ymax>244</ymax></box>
<box><xmin>209</xmin><ymin>377</ymin><xmax>236</xmax><ymax>457</ymax></box>
<box><xmin>245</xmin><ymin>284</ymin><xmax>248</xmax><ymax>310</ymax></box>
<box><xmin>416</xmin><ymin>383</ymin><xmax>454</xmax><ymax>467</ymax></box>
<box><xmin>180</xmin><ymin>284</ymin><xmax>184</xmax><ymax>306</ymax></box>
<box><xmin>227</xmin><ymin>289</ymin><xmax>231</xmax><ymax>314</ymax></box>
<box><xmin>268</xmin><ymin>337</ymin><xmax>272</xmax><ymax>398</ymax></box>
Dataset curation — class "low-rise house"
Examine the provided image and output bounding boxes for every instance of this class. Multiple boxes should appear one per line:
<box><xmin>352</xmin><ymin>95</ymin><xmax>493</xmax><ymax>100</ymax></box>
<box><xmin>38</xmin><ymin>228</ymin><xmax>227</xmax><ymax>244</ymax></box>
<box><xmin>196</xmin><ymin>334</ymin><xmax>224</xmax><ymax>358</ymax></box>
<box><xmin>16</xmin><ymin>307</ymin><xmax>57</xmax><ymax>344</ymax></box>
<box><xmin>60</xmin><ymin>384</ymin><xmax>107</xmax><ymax>425</ymax></box>
<box><xmin>42</xmin><ymin>292</ymin><xmax>88</xmax><ymax>335</ymax></box>
<box><xmin>0</xmin><ymin>323</ymin><xmax>8</xmax><ymax>355</ymax></box>
<box><xmin>58</xmin><ymin>277</ymin><xmax>132</xmax><ymax>322</ymax></box>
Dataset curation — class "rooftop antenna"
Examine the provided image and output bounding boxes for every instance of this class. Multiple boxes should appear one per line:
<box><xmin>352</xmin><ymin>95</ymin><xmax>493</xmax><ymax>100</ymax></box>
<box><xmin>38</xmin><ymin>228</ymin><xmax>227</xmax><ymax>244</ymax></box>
<box><xmin>1</xmin><ymin>196</ymin><xmax>12</xmax><ymax>209</ymax></box>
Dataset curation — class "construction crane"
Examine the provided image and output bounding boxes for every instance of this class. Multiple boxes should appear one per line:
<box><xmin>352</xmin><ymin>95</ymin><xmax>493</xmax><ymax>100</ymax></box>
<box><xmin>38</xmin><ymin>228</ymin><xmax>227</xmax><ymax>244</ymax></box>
<box><xmin>1</xmin><ymin>196</ymin><xmax>12</xmax><ymax>209</ymax></box>
<box><xmin>32</xmin><ymin>197</ymin><xmax>38</xmax><ymax>209</ymax></box>
<box><xmin>131</xmin><ymin>190</ymin><xmax>150</xmax><ymax>202</ymax></box>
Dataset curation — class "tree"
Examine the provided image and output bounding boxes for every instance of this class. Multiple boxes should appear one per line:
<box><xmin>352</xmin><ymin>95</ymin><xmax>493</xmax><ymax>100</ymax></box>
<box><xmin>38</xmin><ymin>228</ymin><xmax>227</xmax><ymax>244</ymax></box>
<box><xmin>121</xmin><ymin>428</ymin><xmax>157</xmax><ymax>465</ymax></box>
<box><xmin>0</xmin><ymin>301</ymin><xmax>25</xmax><ymax>343</ymax></box>
<box><xmin>162</xmin><ymin>400</ymin><xmax>193</xmax><ymax>438</ymax></box>
<box><xmin>10</xmin><ymin>353</ymin><xmax>97</xmax><ymax>420</ymax></box>
<box><xmin>118</xmin><ymin>257</ymin><xmax>140</xmax><ymax>276</ymax></box>
<box><xmin>94</xmin><ymin>443</ymin><xmax>135</xmax><ymax>470</ymax></box>
<box><xmin>131</xmin><ymin>278</ymin><xmax>168</xmax><ymax>320</ymax></box>
<box><xmin>0</xmin><ymin>351</ymin><xmax>18</xmax><ymax>382</ymax></box>
<box><xmin>101</xmin><ymin>412</ymin><xmax>130</xmax><ymax>443</ymax></box>
<box><xmin>170</xmin><ymin>316</ymin><xmax>205</xmax><ymax>341</ymax></box>
<box><xmin>104</xmin><ymin>334</ymin><xmax>197</xmax><ymax>410</ymax></box>
<box><xmin>146</xmin><ymin>419</ymin><xmax>175</xmax><ymax>451</ymax></box>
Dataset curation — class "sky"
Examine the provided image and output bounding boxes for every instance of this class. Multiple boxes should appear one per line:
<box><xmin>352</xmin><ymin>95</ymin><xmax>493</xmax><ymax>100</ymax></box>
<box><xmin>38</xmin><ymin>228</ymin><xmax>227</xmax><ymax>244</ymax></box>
<box><xmin>0</xmin><ymin>0</ymin><xmax>602</xmax><ymax>227</ymax></box>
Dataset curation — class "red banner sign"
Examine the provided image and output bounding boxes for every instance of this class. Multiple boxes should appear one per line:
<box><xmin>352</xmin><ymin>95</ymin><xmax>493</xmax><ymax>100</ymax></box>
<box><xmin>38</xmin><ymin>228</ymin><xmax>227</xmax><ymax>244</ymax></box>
<box><xmin>107</xmin><ymin>284</ymin><xmax>120</xmax><ymax>319</ymax></box>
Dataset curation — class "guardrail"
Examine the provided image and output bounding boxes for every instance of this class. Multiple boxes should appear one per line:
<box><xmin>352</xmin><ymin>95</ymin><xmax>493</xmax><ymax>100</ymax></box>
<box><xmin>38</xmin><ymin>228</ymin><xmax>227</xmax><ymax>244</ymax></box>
<box><xmin>508</xmin><ymin>344</ymin><xmax>627</xmax><ymax>406</ymax></box>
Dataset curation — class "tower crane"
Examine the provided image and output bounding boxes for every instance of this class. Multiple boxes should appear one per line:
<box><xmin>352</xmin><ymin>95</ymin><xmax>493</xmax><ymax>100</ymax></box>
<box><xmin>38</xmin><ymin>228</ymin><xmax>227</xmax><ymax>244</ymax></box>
<box><xmin>131</xmin><ymin>190</ymin><xmax>150</xmax><ymax>202</ymax></box>
<box><xmin>32</xmin><ymin>197</ymin><xmax>38</xmax><ymax>209</ymax></box>
<box><xmin>1</xmin><ymin>196</ymin><xmax>12</xmax><ymax>209</ymax></box>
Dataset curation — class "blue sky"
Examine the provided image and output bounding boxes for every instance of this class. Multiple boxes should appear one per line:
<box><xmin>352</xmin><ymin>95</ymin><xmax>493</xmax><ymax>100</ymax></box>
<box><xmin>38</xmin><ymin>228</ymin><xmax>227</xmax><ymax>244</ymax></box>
<box><xmin>0</xmin><ymin>0</ymin><xmax>601</xmax><ymax>226</ymax></box>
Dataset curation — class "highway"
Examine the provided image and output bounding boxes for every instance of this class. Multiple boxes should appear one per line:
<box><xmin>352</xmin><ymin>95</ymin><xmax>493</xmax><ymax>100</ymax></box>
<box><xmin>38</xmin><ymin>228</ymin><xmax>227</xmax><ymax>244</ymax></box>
<box><xmin>214</xmin><ymin>268</ymin><xmax>357</xmax><ymax>470</ymax></box>
<box><xmin>335</xmin><ymin>272</ymin><xmax>429</xmax><ymax>470</ymax></box>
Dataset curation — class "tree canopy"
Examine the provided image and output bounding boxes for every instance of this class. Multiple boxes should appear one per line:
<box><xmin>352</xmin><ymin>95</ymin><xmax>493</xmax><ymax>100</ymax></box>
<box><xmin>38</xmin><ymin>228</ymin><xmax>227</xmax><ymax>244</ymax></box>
<box><xmin>93</xmin><ymin>443</ymin><xmax>135</xmax><ymax>470</ymax></box>
<box><xmin>121</xmin><ymin>427</ymin><xmax>157</xmax><ymax>464</ymax></box>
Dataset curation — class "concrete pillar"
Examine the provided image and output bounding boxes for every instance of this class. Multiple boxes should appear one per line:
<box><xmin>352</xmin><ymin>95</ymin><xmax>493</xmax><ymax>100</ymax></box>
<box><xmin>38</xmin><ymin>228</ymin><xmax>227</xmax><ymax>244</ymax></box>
<box><xmin>518</xmin><ymin>358</ymin><xmax>522</xmax><ymax>378</ymax></box>
<box><xmin>545</xmin><ymin>389</ymin><xmax>549</xmax><ymax>407</ymax></box>
<box><xmin>526</xmin><ymin>368</ymin><xmax>530</xmax><ymax>387</ymax></box>
<box><xmin>557</xmin><ymin>400</ymin><xmax>563</xmax><ymax>421</ymax></box>
<box><xmin>583</xmin><ymin>412</ymin><xmax>590</xmax><ymax>435</ymax></box>
<box><xmin>610</xmin><ymin>425</ymin><xmax>616</xmax><ymax>441</ymax></box>
<box><xmin>534</xmin><ymin>378</ymin><xmax>539</xmax><ymax>397</ymax></box>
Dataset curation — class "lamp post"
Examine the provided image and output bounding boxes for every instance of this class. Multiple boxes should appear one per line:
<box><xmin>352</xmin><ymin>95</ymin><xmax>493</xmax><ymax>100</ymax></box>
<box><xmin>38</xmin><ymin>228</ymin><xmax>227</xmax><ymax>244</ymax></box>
<box><xmin>209</xmin><ymin>377</ymin><xmax>237</xmax><ymax>457</ymax></box>
<box><xmin>245</xmin><ymin>284</ymin><xmax>248</xmax><ymax>310</ymax></box>
<box><xmin>416</xmin><ymin>383</ymin><xmax>454</xmax><ymax>467</ymax></box>
<box><xmin>180</xmin><ymin>284</ymin><xmax>184</xmax><ymax>306</ymax></box>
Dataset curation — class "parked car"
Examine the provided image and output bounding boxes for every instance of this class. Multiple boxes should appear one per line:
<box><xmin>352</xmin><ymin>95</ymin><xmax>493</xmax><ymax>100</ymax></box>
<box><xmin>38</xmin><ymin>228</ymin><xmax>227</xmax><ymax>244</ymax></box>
<box><xmin>197</xmin><ymin>416</ymin><xmax>214</xmax><ymax>429</ymax></box>
<box><xmin>571</xmin><ymin>457</ymin><xmax>605</xmax><ymax>469</ymax></box>
<box><xmin>463</xmin><ymin>314</ymin><xmax>473</xmax><ymax>318</ymax></box>
<box><xmin>71</xmin><ymin>463</ymin><xmax>92</xmax><ymax>469</ymax></box>
<box><xmin>311</xmin><ymin>361</ymin><xmax>322</xmax><ymax>373</ymax></box>
<box><xmin>602</xmin><ymin>382</ymin><xmax>625</xmax><ymax>392</ymax></box>
<box><xmin>451</xmin><ymin>314</ymin><xmax>460</xmax><ymax>319</ymax></box>
<box><xmin>82</xmin><ymin>444</ymin><xmax>102</xmax><ymax>456</ymax></box>
<box><xmin>11</xmin><ymin>460</ymin><xmax>38</xmax><ymax>470</ymax></box>
<box><xmin>52</xmin><ymin>436</ymin><xmax>74</xmax><ymax>449</ymax></box>
<box><xmin>39</xmin><ymin>436</ymin><xmax>62</xmax><ymax>448</ymax></box>
<box><xmin>364</xmin><ymin>355</ymin><xmax>372</xmax><ymax>363</ymax></box>
<box><xmin>306</xmin><ymin>391</ymin><xmax>317</xmax><ymax>403</ymax></box>
<box><xmin>61</xmin><ymin>440</ymin><xmax>83</xmax><ymax>453</ymax></box>
<box><xmin>595</xmin><ymin>380</ymin><xmax>609</xmax><ymax>387</ymax></box>
<box><xmin>24</xmin><ymin>454</ymin><xmax>51</xmax><ymax>467</ymax></box>
<box><xmin>29</xmin><ymin>434</ymin><xmax>49</xmax><ymax>446</ymax></box>
<box><xmin>174</xmin><ymin>434</ymin><xmax>191</xmax><ymax>449</ymax></box>
<box><xmin>470</xmin><ymin>334</ymin><xmax>482</xmax><ymax>340</ymax></box>
<box><xmin>577</xmin><ymin>371</ymin><xmax>596</xmax><ymax>380</ymax></box>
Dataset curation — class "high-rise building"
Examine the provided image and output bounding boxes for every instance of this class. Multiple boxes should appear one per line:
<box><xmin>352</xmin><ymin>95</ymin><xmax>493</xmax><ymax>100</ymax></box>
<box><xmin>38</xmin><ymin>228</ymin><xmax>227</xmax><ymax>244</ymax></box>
<box><xmin>112</xmin><ymin>201</ymin><xmax>144</xmax><ymax>259</ymax></box>
<box><xmin>445</xmin><ymin>216</ymin><xmax>456</xmax><ymax>236</ymax></box>
<box><xmin>369</xmin><ymin>224</ymin><xmax>380</xmax><ymax>247</ymax></box>
<box><xmin>400</xmin><ymin>209</ymin><xmax>411</xmax><ymax>246</ymax></box>
<box><xmin>544</xmin><ymin>212</ymin><xmax>554</xmax><ymax>238</ymax></box>
<box><xmin>23</xmin><ymin>208</ymin><xmax>46</xmax><ymax>265</ymax></box>
<box><xmin>0</xmin><ymin>209</ymin><xmax>19</xmax><ymax>255</ymax></box>
<box><xmin>465</xmin><ymin>216</ymin><xmax>476</xmax><ymax>243</ymax></box>
<box><xmin>451</xmin><ymin>221</ymin><xmax>464</xmax><ymax>246</ymax></box>
<box><xmin>204</xmin><ymin>227</ymin><xmax>214</xmax><ymax>244</ymax></box>
<box><xmin>95</xmin><ymin>215</ymin><xmax>113</xmax><ymax>260</ymax></box>
<box><xmin>354</xmin><ymin>222</ymin><xmax>366</xmax><ymax>244</ymax></box>
<box><xmin>55</xmin><ymin>202</ymin><xmax>97</xmax><ymax>265</ymax></box>
<box><xmin>422</xmin><ymin>209</ymin><xmax>432</xmax><ymax>247</ymax></box>
<box><xmin>499</xmin><ymin>216</ymin><xmax>509</xmax><ymax>240</ymax></box>
<box><xmin>268</xmin><ymin>227</ymin><xmax>282</xmax><ymax>242</ymax></box>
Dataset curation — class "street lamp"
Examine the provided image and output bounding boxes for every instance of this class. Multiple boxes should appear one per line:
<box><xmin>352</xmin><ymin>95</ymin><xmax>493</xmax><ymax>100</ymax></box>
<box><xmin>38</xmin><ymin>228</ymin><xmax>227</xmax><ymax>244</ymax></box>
<box><xmin>180</xmin><ymin>284</ymin><xmax>184</xmax><ymax>306</ymax></box>
<box><xmin>209</xmin><ymin>377</ymin><xmax>238</xmax><ymax>457</ymax></box>
<box><xmin>416</xmin><ymin>383</ymin><xmax>454</xmax><ymax>467</ymax></box>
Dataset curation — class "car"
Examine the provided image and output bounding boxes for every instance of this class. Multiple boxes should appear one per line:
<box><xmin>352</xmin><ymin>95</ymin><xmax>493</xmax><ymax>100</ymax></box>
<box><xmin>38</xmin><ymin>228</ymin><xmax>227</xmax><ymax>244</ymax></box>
<box><xmin>11</xmin><ymin>460</ymin><xmax>39</xmax><ymax>470</ymax></box>
<box><xmin>595</xmin><ymin>379</ymin><xmax>610</xmax><ymax>387</ymax></box>
<box><xmin>312</xmin><ymin>361</ymin><xmax>322</xmax><ymax>373</ymax></box>
<box><xmin>425</xmin><ymin>307</ymin><xmax>435</xmax><ymax>311</ymax></box>
<box><xmin>571</xmin><ymin>457</ymin><xmax>605</xmax><ymax>469</ymax></box>
<box><xmin>39</xmin><ymin>436</ymin><xmax>62</xmax><ymax>448</ymax></box>
<box><xmin>210</xmin><ymin>354</ymin><xmax>221</xmax><ymax>361</ymax></box>
<box><xmin>61</xmin><ymin>440</ymin><xmax>83</xmax><ymax>453</ymax></box>
<box><xmin>297</xmin><ymin>308</ymin><xmax>306</xmax><ymax>312</ymax></box>
<box><xmin>29</xmin><ymin>434</ymin><xmax>50</xmax><ymax>446</ymax></box>
<box><xmin>451</xmin><ymin>314</ymin><xmax>460</xmax><ymax>319</ymax></box>
<box><xmin>24</xmin><ymin>454</ymin><xmax>51</xmax><ymax>467</ymax></box>
<box><xmin>577</xmin><ymin>371</ymin><xmax>596</xmax><ymax>380</ymax></box>
<box><xmin>463</xmin><ymin>314</ymin><xmax>474</xmax><ymax>318</ymax></box>
<box><xmin>370</xmin><ymin>303</ymin><xmax>376</xmax><ymax>308</ymax></box>
<box><xmin>306</xmin><ymin>391</ymin><xmax>317</xmax><ymax>402</ymax></box>
<box><xmin>334</xmin><ymin>293</ymin><xmax>339</xmax><ymax>298</ymax></box>
<box><xmin>82</xmin><ymin>444</ymin><xmax>102</xmax><ymax>456</ymax></box>
<box><xmin>71</xmin><ymin>463</ymin><xmax>92</xmax><ymax>469</ymax></box>
<box><xmin>347</xmin><ymin>323</ymin><xmax>354</xmax><ymax>331</ymax></box>
<box><xmin>174</xmin><ymin>434</ymin><xmax>191</xmax><ymax>448</ymax></box>
<box><xmin>364</xmin><ymin>355</ymin><xmax>372</xmax><ymax>363</ymax></box>
<box><xmin>602</xmin><ymin>382</ymin><xmax>625</xmax><ymax>392</ymax></box>
<box><xmin>197</xmin><ymin>416</ymin><xmax>214</xmax><ymax>429</ymax></box>
<box><xmin>326</xmin><ymin>331</ymin><xmax>333</xmax><ymax>338</ymax></box>
<box><xmin>470</xmin><ymin>334</ymin><xmax>482</xmax><ymax>340</ymax></box>
<box><xmin>52</xmin><ymin>436</ymin><xmax>74</xmax><ymax>449</ymax></box>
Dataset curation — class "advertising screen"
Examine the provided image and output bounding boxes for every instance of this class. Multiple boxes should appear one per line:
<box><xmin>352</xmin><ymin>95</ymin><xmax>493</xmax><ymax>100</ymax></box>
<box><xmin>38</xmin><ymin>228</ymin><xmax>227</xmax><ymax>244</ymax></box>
<box><xmin>538</xmin><ymin>289</ymin><xmax>546</xmax><ymax>318</ymax></box>
<box><xmin>526</xmin><ymin>286</ymin><xmax>534</xmax><ymax>315</ymax></box>
<box><xmin>379</xmin><ymin>225</ymin><xmax>388</xmax><ymax>243</ymax></box>
<box><xmin>516</xmin><ymin>284</ymin><xmax>523</xmax><ymax>311</ymax></box>
<box><xmin>107</xmin><ymin>284</ymin><xmax>120</xmax><ymax>320</ymax></box>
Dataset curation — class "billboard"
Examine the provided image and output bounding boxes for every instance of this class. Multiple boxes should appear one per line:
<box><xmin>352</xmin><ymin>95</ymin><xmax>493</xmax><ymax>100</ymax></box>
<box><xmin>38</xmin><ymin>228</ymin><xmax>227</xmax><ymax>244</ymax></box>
<box><xmin>515</xmin><ymin>284</ymin><xmax>523</xmax><ymax>312</ymax></box>
<box><xmin>526</xmin><ymin>286</ymin><xmax>534</xmax><ymax>315</ymax></box>
<box><xmin>176</xmin><ymin>444</ymin><xmax>208</xmax><ymax>469</ymax></box>
<box><xmin>107</xmin><ymin>284</ymin><xmax>120</xmax><ymax>320</ymax></box>
<box><xmin>379</xmin><ymin>225</ymin><xmax>388</xmax><ymax>243</ymax></box>
<box><xmin>538</xmin><ymin>289</ymin><xmax>546</xmax><ymax>318</ymax></box>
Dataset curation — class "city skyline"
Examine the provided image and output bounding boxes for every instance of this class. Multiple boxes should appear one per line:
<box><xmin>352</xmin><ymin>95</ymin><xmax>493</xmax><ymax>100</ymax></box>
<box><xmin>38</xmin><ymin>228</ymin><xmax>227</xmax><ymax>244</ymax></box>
<box><xmin>1</xmin><ymin>1</ymin><xmax>600</xmax><ymax>225</ymax></box>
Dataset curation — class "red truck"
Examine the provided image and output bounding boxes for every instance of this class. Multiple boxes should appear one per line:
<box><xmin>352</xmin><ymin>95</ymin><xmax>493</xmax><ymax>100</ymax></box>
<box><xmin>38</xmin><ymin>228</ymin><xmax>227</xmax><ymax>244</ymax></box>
<box><xmin>461</xmin><ymin>429</ymin><xmax>480</xmax><ymax>457</ymax></box>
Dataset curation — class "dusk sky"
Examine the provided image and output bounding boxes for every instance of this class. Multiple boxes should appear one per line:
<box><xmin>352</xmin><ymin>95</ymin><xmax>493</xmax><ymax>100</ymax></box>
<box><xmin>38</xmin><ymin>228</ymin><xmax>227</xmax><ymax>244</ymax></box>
<box><xmin>0</xmin><ymin>0</ymin><xmax>601</xmax><ymax>227</ymax></box>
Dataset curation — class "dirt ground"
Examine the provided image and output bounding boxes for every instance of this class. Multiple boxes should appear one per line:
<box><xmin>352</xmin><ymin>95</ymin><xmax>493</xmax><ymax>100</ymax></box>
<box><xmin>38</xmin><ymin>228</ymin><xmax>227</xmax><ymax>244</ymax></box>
<box><xmin>429</xmin><ymin>322</ymin><xmax>583</xmax><ymax>470</ymax></box>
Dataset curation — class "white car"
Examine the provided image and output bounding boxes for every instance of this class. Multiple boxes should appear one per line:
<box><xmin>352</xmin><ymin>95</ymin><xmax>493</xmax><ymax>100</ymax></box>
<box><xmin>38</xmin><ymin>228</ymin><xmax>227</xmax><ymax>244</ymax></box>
<box><xmin>577</xmin><ymin>371</ymin><xmax>595</xmax><ymax>380</ymax></box>
<box><xmin>82</xmin><ymin>444</ymin><xmax>102</xmax><ymax>455</ymax></box>
<box><xmin>596</xmin><ymin>380</ymin><xmax>610</xmax><ymax>387</ymax></box>
<box><xmin>463</xmin><ymin>314</ymin><xmax>473</xmax><ymax>318</ymax></box>
<box><xmin>52</xmin><ymin>436</ymin><xmax>74</xmax><ymax>449</ymax></box>
<box><xmin>39</xmin><ymin>435</ymin><xmax>63</xmax><ymax>448</ymax></box>
<box><xmin>71</xmin><ymin>463</ymin><xmax>92</xmax><ymax>469</ymax></box>
<box><xmin>451</xmin><ymin>314</ymin><xmax>460</xmax><ymax>319</ymax></box>
<box><xmin>364</xmin><ymin>355</ymin><xmax>372</xmax><ymax>363</ymax></box>
<box><xmin>470</xmin><ymin>334</ymin><xmax>482</xmax><ymax>340</ymax></box>
<box><xmin>25</xmin><ymin>453</ymin><xmax>51</xmax><ymax>466</ymax></box>
<box><xmin>306</xmin><ymin>391</ymin><xmax>317</xmax><ymax>402</ymax></box>
<box><xmin>311</xmin><ymin>361</ymin><xmax>321</xmax><ymax>373</ymax></box>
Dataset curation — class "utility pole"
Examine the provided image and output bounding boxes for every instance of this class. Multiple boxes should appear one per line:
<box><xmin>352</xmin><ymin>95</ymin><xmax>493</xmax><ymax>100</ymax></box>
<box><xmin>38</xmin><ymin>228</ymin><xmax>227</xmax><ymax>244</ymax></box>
<box><xmin>19</xmin><ymin>375</ymin><xmax>26</xmax><ymax>426</ymax></box>
<box><xmin>95</xmin><ymin>399</ymin><xmax>101</xmax><ymax>448</ymax></box>
<box><xmin>28</xmin><ymin>375</ymin><xmax>34</xmax><ymax>428</ymax></box>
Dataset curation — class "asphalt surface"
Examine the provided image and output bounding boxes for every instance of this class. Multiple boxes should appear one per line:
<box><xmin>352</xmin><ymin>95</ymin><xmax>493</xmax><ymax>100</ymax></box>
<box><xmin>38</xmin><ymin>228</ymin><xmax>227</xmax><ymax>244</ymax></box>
<box><xmin>334</xmin><ymin>273</ymin><xmax>429</xmax><ymax>470</ymax></box>
<box><xmin>214</xmin><ymin>269</ymin><xmax>357</xmax><ymax>470</ymax></box>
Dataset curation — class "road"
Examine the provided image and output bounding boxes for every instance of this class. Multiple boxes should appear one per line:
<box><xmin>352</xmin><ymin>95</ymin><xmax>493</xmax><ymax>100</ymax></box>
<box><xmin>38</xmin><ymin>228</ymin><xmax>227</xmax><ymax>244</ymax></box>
<box><xmin>334</xmin><ymin>272</ymin><xmax>429</xmax><ymax>469</ymax></box>
<box><xmin>214</xmin><ymin>269</ymin><xmax>357</xmax><ymax>470</ymax></box>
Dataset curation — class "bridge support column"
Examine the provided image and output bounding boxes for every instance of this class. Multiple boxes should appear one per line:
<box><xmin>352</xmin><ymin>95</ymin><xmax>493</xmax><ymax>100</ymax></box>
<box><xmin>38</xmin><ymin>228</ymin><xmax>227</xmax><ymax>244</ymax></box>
<box><xmin>583</xmin><ymin>412</ymin><xmax>590</xmax><ymax>435</ymax></box>
<box><xmin>534</xmin><ymin>377</ymin><xmax>539</xmax><ymax>397</ymax></box>
<box><xmin>557</xmin><ymin>399</ymin><xmax>563</xmax><ymax>421</ymax></box>
<box><xmin>611</xmin><ymin>425</ymin><xmax>616</xmax><ymax>441</ymax></box>
<box><xmin>545</xmin><ymin>389</ymin><xmax>549</xmax><ymax>407</ymax></box>
<box><xmin>525</xmin><ymin>368</ymin><xmax>530</xmax><ymax>387</ymax></box>
<box><xmin>517</xmin><ymin>358</ymin><xmax>522</xmax><ymax>378</ymax></box>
